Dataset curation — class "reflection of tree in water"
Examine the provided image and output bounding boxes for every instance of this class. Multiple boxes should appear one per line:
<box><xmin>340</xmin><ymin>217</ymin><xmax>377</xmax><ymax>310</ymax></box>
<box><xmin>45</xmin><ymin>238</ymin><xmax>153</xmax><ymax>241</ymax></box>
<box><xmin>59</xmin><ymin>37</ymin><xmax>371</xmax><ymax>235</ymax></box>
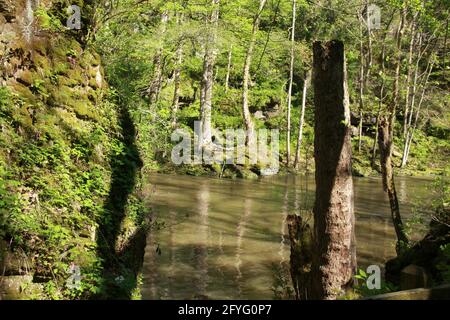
<box><xmin>235</xmin><ymin>197</ymin><xmax>252</xmax><ymax>297</ymax></box>
<box><xmin>271</xmin><ymin>177</ymin><xmax>295</xmax><ymax>300</ymax></box>
<box><xmin>167</xmin><ymin>210</ymin><xmax>176</xmax><ymax>298</ymax></box>
<box><xmin>397</xmin><ymin>178</ymin><xmax>407</xmax><ymax>203</ymax></box>
<box><xmin>280</xmin><ymin>177</ymin><xmax>289</xmax><ymax>265</ymax></box>
<box><xmin>194</xmin><ymin>182</ymin><xmax>210</xmax><ymax>298</ymax></box>
<box><xmin>143</xmin><ymin>217</ymin><xmax>159</xmax><ymax>299</ymax></box>
<box><xmin>277</xmin><ymin>175</ymin><xmax>314</xmax><ymax>300</ymax></box>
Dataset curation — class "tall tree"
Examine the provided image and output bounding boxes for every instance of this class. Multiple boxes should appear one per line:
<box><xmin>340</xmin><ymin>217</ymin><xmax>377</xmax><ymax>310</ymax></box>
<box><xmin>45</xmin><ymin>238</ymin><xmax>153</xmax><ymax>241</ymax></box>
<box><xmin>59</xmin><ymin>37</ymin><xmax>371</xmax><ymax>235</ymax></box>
<box><xmin>242</xmin><ymin>0</ymin><xmax>267</xmax><ymax>148</ymax></box>
<box><xmin>172</xmin><ymin>12</ymin><xmax>184</xmax><ymax>127</ymax></box>
<box><xmin>200</xmin><ymin>0</ymin><xmax>220</xmax><ymax>147</ymax></box>
<box><xmin>311</xmin><ymin>41</ymin><xmax>356</xmax><ymax>300</ymax></box>
<box><xmin>377</xmin><ymin>8</ymin><xmax>409</xmax><ymax>254</ymax></box>
<box><xmin>148</xmin><ymin>11</ymin><xmax>169</xmax><ymax>106</ymax></box>
<box><xmin>286</xmin><ymin>0</ymin><xmax>297</xmax><ymax>166</ymax></box>
<box><xmin>293</xmin><ymin>70</ymin><xmax>311</xmax><ymax>169</ymax></box>
<box><xmin>224</xmin><ymin>44</ymin><xmax>233</xmax><ymax>92</ymax></box>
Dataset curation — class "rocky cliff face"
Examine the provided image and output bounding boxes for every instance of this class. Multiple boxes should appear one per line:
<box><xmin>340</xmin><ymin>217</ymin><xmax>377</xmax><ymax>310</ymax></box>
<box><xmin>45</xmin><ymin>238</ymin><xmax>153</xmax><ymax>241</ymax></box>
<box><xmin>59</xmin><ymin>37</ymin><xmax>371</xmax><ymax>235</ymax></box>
<box><xmin>0</xmin><ymin>0</ymin><xmax>129</xmax><ymax>299</ymax></box>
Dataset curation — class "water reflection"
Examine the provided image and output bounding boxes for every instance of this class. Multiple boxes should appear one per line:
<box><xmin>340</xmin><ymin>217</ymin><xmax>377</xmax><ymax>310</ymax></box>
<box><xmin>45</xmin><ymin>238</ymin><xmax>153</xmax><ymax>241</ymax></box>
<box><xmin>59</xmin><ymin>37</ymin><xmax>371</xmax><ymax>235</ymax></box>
<box><xmin>141</xmin><ymin>174</ymin><xmax>431</xmax><ymax>300</ymax></box>
<box><xmin>194</xmin><ymin>182</ymin><xmax>209</xmax><ymax>297</ymax></box>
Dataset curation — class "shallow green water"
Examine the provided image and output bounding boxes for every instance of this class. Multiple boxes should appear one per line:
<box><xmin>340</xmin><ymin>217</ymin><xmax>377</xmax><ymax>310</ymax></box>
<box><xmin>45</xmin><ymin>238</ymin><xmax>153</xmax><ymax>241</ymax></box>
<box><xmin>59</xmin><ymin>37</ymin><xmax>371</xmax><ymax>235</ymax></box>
<box><xmin>141</xmin><ymin>174</ymin><xmax>432</xmax><ymax>300</ymax></box>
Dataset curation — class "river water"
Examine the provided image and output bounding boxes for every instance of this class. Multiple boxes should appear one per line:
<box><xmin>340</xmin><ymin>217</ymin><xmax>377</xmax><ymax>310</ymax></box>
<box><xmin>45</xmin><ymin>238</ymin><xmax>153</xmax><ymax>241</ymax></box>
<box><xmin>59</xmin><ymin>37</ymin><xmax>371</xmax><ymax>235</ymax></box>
<box><xmin>140</xmin><ymin>173</ymin><xmax>432</xmax><ymax>300</ymax></box>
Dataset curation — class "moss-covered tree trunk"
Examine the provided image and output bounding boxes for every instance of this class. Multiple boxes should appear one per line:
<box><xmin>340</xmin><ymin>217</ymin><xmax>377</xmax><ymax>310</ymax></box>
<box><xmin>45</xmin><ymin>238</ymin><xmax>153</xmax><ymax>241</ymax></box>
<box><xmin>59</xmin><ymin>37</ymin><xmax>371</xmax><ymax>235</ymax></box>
<box><xmin>310</xmin><ymin>40</ymin><xmax>356</xmax><ymax>300</ymax></box>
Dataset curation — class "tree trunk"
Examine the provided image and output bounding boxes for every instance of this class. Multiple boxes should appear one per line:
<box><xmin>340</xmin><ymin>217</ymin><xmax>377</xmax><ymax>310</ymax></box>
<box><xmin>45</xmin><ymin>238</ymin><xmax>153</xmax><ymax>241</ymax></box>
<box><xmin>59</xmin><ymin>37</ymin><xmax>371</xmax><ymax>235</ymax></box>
<box><xmin>294</xmin><ymin>70</ymin><xmax>311</xmax><ymax>169</ymax></box>
<box><xmin>378</xmin><ymin>118</ymin><xmax>409</xmax><ymax>253</ymax></box>
<box><xmin>225</xmin><ymin>45</ymin><xmax>232</xmax><ymax>92</ymax></box>
<box><xmin>371</xmin><ymin>14</ymin><xmax>394</xmax><ymax>169</ymax></box>
<box><xmin>286</xmin><ymin>0</ymin><xmax>297</xmax><ymax>166</ymax></box>
<box><xmin>402</xmin><ymin>61</ymin><xmax>434</xmax><ymax>167</ymax></box>
<box><xmin>311</xmin><ymin>41</ymin><xmax>356</xmax><ymax>300</ymax></box>
<box><xmin>358</xmin><ymin>19</ymin><xmax>365</xmax><ymax>154</ymax></box>
<box><xmin>171</xmin><ymin>44</ymin><xmax>183</xmax><ymax>127</ymax></box>
<box><xmin>378</xmin><ymin>9</ymin><xmax>409</xmax><ymax>254</ymax></box>
<box><xmin>403</xmin><ymin>12</ymin><xmax>418</xmax><ymax>138</ymax></box>
<box><xmin>171</xmin><ymin>14</ymin><xmax>184</xmax><ymax>127</ymax></box>
<box><xmin>364</xmin><ymin>0</ymin><xmax>373</xmax><ymax>82</ymax></box>
<box><xmin>242</xmin><ymin>0</ymin><xmax>267</xmax><ymax>148</ymax></box>
<box><xmin>149</xmin><ymin>12</ymin><xmax>169</xmax><ymax>106</ymax></box>
<box><xmin>200</xmin><ymin>0</ymin><xmax>220</xmax><ymax>147</ymax></box>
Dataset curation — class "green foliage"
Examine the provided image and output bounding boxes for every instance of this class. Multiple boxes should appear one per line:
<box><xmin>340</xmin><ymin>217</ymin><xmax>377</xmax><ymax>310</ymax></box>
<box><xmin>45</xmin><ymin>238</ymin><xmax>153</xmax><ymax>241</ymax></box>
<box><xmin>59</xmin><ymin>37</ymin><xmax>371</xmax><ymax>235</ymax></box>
<box><xmin>270</xmin><ymin>262</ymin><xmax>295</xmax><ymax>300</ymax></box>
<box><xmin>35</xmin><ymin>5</ymin><xmax>64</xmax><ymax>32</ymax></box>
<box><xmin>353</xmin><ymin>268</ymin><xmax>398</xmax><ymax>298</ymax></box>
<box><xmin>0</xmin><ymin>14</ymin><xmax>146</xmax><ymax>297</ymax></box>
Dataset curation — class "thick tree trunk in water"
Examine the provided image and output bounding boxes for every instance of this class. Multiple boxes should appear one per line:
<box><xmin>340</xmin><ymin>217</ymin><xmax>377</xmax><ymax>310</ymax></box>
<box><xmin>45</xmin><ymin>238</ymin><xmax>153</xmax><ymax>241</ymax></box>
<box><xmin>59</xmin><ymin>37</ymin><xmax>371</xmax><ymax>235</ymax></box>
<box><xmin>242</xmin><ymin>0</ymin><xmax>267</xmax><ymax>148</ymax></box>
<box><xmin>294</xmin><ymin>70</ymin><xmax>311</xmax><ymax>169</ymax></box>
<box><xmin>200</xmin><ymin>0</ymin><xmax>220</xmax><ymax>147</ymax></box>
<box><xmin>286</xmin><ymin>0</ymin><xmax>297</xmax><ymax>166</ymax></box>
<box><xmin>311</xmin><ymin>41</ymin><xmax>356</xmax><ymax>300</ymax></box>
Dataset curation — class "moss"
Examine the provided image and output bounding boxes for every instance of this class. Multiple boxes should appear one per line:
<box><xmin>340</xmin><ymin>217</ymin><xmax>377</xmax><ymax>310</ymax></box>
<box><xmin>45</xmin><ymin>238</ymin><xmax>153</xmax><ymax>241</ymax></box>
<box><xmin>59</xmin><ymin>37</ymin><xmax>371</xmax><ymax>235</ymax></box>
<box><xmin>236</xmin><ymin>166</ymin><xmax>259</xmax><ymax>180</ymax></box>
<box><xmin>16</xmin><ymin>70</ymin><xmax>34</xmax><ymax>86</ymax></box>
<box><xmin>32</xmin><ymin>38</ymin><xmax>50</xmax><ymax>56</ymax></box>
<box><xmin>53</xmin><ymin>62</ymin><xmax>70</xmax><ymax>75</ymax></box>
<box><xmin>66</xmin><ymin>68</ymin><xmax>86</xmax><ymax>85</ymax></box>
<box><xmin>72</xmin><ymin>99</ymin><xmax>95</xmax><ymax>119</ymax></box>
<box><xmin>88</xmin><ymin>76</ymin><xmax>98</xmax><ymax>89</ymax></box>
<box><xmin>9</xmin><ymin>82</ymin><xmax>36</xmax><ymax>104</ymax></box>
<box><xmin>80</xmin><ymin>51</ymin><xmax>101</xmax><ymax>69</ymax></box>
<box><xmin>33</xmin><ymin>53</ymin><xmax>51</xmax><ymax>72</ymax></box>
<box><xmin>48</xmin><ymin>85</ymin><xmax>75</xmax><ymax>107</ymax></box>
<box><xmin>57</xmin><ymin>75</ymin><xmax>80</xmax><ymax>88</ymax></box>
<box><xmin>50</xmin><ymin>37</ymin><xmax>82</xmax><ymax>61</ymax></box>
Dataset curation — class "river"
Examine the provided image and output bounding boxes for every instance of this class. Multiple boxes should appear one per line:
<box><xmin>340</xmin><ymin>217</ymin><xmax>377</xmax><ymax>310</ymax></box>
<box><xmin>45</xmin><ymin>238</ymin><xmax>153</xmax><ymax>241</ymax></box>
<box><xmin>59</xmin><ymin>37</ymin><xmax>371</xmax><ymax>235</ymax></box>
<box><xmin>140</xmin><ymin>173</ymin><xmax>432</xmax><ymax>299</ymax></box>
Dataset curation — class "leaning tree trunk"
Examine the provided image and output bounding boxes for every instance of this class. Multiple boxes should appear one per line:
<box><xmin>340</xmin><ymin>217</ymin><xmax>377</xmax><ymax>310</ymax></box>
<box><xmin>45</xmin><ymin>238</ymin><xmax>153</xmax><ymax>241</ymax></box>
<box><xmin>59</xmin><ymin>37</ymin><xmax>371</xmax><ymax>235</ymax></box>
<box><xmin>378</xmin><ymin>119</ymin><xmax>409</xmax><ymax>253</ymax></box>
<box><xmin>310</xmin><ymin>41</ymin><xmax>356</xmax><ymax>300</ymax></box>
<box><xmin>377</xmin><ymin>8</ymin><xmax>409</xmax><ymax>255</ymax></box>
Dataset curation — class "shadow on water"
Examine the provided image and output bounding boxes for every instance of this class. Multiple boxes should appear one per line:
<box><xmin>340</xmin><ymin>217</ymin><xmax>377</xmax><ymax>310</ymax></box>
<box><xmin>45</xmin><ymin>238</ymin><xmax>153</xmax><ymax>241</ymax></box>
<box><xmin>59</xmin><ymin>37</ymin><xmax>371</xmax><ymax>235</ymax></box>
<box><xmin>96</xmin><ymin>105</ymin><xmax>144</xmax><ymax>299</ymax></box>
